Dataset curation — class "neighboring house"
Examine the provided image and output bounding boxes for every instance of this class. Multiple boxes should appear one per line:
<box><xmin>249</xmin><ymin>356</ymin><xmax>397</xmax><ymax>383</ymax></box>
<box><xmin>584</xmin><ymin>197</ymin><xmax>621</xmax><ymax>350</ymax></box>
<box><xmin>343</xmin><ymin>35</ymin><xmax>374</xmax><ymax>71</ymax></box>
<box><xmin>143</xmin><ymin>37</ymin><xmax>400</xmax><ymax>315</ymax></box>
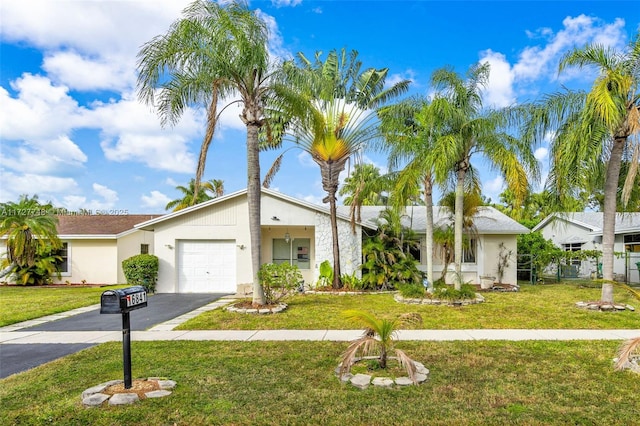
<box><xmin>533</xmin><ymin>212</ymin><xmax>640</xmax><ymax>280</ymax></box>
<box><xmin>53</xmin><ymin>214</ymin><xmax>159</xmax><ymax>284</ymax></box>
<box><xmin>347</xmin><ymin>205</ymin><xmax>529</xmax><ymax>286</ymax></box>
<box><xmin>135</xmin><ymin>188</ymin><xmax>365</xmax><ymax>294</ymax></box>
<box><xmin>0</xmin><ymin>214</ymin><xmax>158</xmax><ymax>285</ymax></box>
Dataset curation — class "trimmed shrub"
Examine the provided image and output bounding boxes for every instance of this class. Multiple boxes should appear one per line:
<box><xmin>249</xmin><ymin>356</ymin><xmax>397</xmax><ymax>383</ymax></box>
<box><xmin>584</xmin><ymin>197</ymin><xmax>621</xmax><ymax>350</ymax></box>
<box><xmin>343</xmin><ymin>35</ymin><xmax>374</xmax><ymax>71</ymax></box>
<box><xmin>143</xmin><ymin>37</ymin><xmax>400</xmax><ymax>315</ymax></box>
<box><xmin>258</xmin><ymin>262</ymin><xmax>303</xmax><ymax>305</ymax></box>
<box><xmin>122</xmin><ymin>254</ymin><xmax>158</xmax><ymax>293</ymax></box>
<box><xmin>398</xmin><ymin>282</ymin><xmax>426</xmax><ymax>299</ymax></box>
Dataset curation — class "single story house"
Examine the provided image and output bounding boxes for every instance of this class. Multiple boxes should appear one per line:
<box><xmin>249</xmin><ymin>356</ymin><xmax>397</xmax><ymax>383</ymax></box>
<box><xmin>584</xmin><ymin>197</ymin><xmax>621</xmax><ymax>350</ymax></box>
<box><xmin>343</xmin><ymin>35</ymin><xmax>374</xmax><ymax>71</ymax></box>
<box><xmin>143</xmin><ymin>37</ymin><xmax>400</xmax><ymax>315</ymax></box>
<box><xmin>348</xmin><ymin>205</ymin><xmax>530</xmax><ymax>286</ymax></box>
<box><xmin>533</xmin><ymin>212</ymin><xmax>640</xmax><ymax>280</ymax></box>
<box><xmin>2</xmin><ymin>188</ymin><xmax>530</xmax><ymax>291</ymax></box>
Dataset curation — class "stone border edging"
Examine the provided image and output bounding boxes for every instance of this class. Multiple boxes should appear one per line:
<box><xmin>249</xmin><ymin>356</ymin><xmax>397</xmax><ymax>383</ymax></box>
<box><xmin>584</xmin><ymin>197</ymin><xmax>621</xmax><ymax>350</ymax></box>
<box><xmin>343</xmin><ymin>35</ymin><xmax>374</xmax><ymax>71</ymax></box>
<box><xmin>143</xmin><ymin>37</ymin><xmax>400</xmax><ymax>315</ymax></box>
<box><xmin>82</xmin><ymin>378</ymin><xmax>176</xmax><ymax>407</ymax></box>
<box><xmin>335</xmin><ymin>358</ymin><xmax>430</xmax><ymax>389</ymax></box>
<box><xmin>226</xmin><ymin>303</ymin><xmax>287</xmax><ymax>314</ymax></box>
<box><xmin>394</xmin><ymin>293</ymin><xmax>485</xmax><ymax>306</ymax></box>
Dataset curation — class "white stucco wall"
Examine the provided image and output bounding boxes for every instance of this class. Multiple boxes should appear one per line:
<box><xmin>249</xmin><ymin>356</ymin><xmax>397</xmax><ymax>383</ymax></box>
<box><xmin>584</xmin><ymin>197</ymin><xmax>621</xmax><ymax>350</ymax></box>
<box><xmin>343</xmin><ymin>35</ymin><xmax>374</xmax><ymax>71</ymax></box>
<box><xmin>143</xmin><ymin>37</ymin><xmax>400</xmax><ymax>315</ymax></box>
<box><xmin>53</xmin><ymin>239</ymin><xmax>118</xmax><ymax>284</ymax></box>
<box><xmin>117</xmin><ymin>230</ymin><xmax>155</xmax><ymax>283</ymax></box>
<box><xmin>314</xmin><ymin>212</ymin><xmax>362</xmax><ymax>283</ymax></box>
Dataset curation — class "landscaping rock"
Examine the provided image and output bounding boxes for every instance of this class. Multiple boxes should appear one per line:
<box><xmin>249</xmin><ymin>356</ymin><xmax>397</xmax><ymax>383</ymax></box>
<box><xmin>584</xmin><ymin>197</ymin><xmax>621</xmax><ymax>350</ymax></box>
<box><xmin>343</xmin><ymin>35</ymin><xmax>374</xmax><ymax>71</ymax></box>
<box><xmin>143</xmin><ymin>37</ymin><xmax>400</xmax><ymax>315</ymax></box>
<box><xmin>414</xmin><ymin>372</ymin><xmax>428</xmax><ymax>383</ymax></box>
<box><xmin>372</xmin><ymin>377</ymin><xmax>394</xmax><ymax>387</ymax></box>
<box><xmin>82</xmin><ymin>393</ymin><xmax>110</xmax><ymax>407</ymax></box>
<box><xmin>350</xmin><ymin>374</ymin><xmax>372</xmax><ymax>389</ymax></box>
<box><xmin>109</xmin><ymin>393</ymin><xmax>139</xmax><ymax>406</ymax></box>
<box><xmin>158</xmin><ymin>379</ymin><xmax>177</xmax><ymax>390</ymax></box>
<box><xmin>145</xmin><ymin>390</ymin><xmax>172</xmax><ymax>398</ymax></box>
<box><xmin>395</xmin><ymin>377</ymin><xmax>414</xmax><ymax>386</ymax></box>
<box><xmin>626</xmin><ymin>305</ymin><xmax>636</xmax><ymax>312</ymax></box>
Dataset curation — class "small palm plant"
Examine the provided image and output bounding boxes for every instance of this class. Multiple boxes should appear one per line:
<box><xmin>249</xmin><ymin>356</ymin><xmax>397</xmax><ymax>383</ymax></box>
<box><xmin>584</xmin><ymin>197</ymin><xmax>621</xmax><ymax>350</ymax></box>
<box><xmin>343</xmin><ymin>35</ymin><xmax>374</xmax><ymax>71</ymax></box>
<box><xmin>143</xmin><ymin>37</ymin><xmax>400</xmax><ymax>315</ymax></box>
<box><xmin>614</xmin><ymin>283</ymin><xmax>640</xmax><ymax>371</ymax></box>
<box><xmin>339</xmin><ymin>310</ymin><xmax>422</xmax><ymax>382</ymax></box>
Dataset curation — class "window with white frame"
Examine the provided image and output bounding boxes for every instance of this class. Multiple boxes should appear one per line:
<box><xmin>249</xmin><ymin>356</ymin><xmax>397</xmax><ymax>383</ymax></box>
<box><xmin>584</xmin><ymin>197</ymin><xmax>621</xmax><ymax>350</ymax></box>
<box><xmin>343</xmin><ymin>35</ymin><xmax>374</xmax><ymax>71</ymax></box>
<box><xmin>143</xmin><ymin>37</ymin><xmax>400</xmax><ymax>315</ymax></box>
<box><xmin>463</xmin><ymin>238</ymin><xmax>476</xmax><ymax>264</ymax></box>
<box><xmin>56</xmin><ymin>242</ymin><xmax>70</xmax><ymax>275</ymax></box>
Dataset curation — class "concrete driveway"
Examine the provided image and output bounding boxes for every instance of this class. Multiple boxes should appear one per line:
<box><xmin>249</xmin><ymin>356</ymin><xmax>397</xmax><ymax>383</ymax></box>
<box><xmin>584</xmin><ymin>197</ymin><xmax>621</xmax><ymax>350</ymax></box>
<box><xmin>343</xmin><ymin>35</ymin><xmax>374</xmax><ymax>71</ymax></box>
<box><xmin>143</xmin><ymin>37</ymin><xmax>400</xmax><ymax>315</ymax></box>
<box><xmin>0</xmin><ymin>293</ymin><xmax>228</xmax><ymax>378</ymax></box>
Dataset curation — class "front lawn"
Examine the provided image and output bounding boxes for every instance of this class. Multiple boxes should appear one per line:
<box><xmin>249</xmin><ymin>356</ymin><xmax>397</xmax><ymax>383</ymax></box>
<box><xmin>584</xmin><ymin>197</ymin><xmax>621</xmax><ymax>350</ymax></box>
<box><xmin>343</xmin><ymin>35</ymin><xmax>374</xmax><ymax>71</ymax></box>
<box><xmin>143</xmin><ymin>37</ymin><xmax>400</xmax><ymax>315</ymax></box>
<box><xmin>177</xmin><ymin>284</ymin><xmax>640</xmax><ymax>330</ymax></box>
<box><xmin>0</xmin><ymin>285</ymin><xmax>127</xmax><ymax>326</ymax></box>
<box><xmin>1</xmin><ymin>340</ymin><xmax>638</xmax><ymax>425</ymax></box>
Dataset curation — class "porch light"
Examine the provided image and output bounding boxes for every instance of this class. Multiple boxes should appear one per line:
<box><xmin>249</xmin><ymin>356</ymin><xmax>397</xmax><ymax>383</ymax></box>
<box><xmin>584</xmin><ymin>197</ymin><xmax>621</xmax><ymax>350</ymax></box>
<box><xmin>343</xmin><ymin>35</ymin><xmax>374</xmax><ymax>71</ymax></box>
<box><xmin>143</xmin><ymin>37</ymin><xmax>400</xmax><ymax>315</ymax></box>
<box><xmin>284</xmin><ymin>232</ymin><xmax>290</xmax><ymax>243</ymax></box>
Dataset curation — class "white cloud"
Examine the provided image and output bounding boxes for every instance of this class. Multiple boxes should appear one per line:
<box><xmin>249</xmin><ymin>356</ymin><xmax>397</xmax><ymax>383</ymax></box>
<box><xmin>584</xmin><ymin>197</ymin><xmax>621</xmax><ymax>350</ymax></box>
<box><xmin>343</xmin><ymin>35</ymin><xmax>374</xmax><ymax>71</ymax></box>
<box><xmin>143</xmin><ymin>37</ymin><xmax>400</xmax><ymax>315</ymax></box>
<box><xmin>141</xmin><ymin>190</ymin><xmax>172</xmax><ymax>209</ymax></box>
<box><xmin>0</xmin><ymin>0</ymin><xmax>190</xmax><ymax>58</ymax></box>
<box><xmin>387</xmin><ymin>70</ymin><xmax>417</xmax><ymax>88</ymax></box>
<box><xmin>165</xmin><ymin>177</ymin><xmax>179</xmax><ymax>187</ymax></box>
<box><xmin>89</xmin><ymin>95</ymin><xmax>202</xmax><ymax>173</ymax></box>
<box><xmin>485</xmin><ymin>175</ymin><xmax>505</xmax><ymax>199</ymax></box>
<box><xmin>479</xmin><ymin>50</ymin><xmax>516</xmax><ymax>108</ymax></box>
<box><xmin>0</xmin><ymin>74</ymin><xmax>88</xmax><ymax>140</ymax></box>
<box><xmin>0</xmin><ymin>171</ymin><xmax>80</xmax><ymax>203</ymax></box>
<box><xmin>43</xmin><ymin>51</ymin><xmax>135</xmax><ymax>92</ymax></box>
<box><xmin>92</xmin><ymin>183</ymin><xmax>119</xmax><ymax>205</ymax></box>
<box><xmin>1</xmin><ymin>136</ymin><xmax>87</xmax><ymax>175</ymax></box>
<box><xmin>513</xmin><ymin>14</ymin><xmax>627</xmax><ymax>83</ymax></box>
<box><xmin>271</xmin><ymin>0</ymin><xmax>302</xmax><ymax>8</ymax></box>
<box><xmin>534</xmin><ymin>147</ymin><xmax>549</xmax><ymax>161</ymax></box>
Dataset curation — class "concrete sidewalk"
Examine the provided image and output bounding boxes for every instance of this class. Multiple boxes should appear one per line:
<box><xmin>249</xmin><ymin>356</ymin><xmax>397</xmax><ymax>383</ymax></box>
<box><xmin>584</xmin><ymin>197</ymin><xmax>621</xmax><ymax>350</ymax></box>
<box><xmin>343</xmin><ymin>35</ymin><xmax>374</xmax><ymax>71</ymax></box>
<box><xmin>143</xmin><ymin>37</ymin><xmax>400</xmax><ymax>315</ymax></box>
<box><xmin>2</xmin><ymin>328</ymin><xmax>640</xmax><ymax>344</ymax></box>
<box><xmin>2</xmin><ymin>297</ymin><xmax>639</xmax><ymax>345</ymax></box>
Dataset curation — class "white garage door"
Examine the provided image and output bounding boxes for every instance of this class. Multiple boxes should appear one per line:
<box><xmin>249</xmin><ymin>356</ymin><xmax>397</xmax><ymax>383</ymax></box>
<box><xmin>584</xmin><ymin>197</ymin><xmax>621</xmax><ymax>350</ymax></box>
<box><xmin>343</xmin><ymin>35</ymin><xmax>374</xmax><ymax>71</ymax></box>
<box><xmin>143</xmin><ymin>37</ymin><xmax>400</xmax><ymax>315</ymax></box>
<box><xmin>178</xmin><ymin>240</ymin><xmax>236</xmax><ymax>293</ymax></box>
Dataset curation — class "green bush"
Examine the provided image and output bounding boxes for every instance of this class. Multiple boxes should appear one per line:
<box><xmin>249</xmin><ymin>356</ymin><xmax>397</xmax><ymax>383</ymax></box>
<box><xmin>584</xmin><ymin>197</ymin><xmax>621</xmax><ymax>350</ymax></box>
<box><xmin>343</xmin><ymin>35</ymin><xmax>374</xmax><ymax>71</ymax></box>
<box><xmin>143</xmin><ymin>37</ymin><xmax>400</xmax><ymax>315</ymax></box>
<box><xmin>316</xmin><ymin>260</ymin><xmax>334</xmax><ymax>289</ymax></box>
<box><xmin>258</xmin><ymin>262</ymin><xmax>303</xmax><ymax>305</ymax></box>
<box><xmin>398</xmin><ymin>282</ymin><xmax>426</xmax><ymax>299</ymax></box>
<box><xmin>122</xmin><ymin>254</ymin><xmax>158</xmax><ymax>293</ymax></box>
<box><xmin>431</xmin><ymin>281</ymin><xmax>476</xmax><ymax>301</ymax></box>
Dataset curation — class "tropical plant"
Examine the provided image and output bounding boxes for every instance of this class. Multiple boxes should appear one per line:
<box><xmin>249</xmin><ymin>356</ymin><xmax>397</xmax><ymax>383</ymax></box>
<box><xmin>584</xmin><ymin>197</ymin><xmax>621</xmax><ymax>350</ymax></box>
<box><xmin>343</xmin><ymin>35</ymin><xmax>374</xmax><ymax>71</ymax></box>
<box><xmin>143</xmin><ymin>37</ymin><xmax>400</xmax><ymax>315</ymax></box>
<box><xmin>0</xmin><ymin>195</ymin><xmax>62</xmax><ymax>282</ymax></box>
<box><xmin>280</xmin><ymin>49</ymin><xmax>410</xmax><ymax>288</ymax></box>
<box><xmin>434</xmin><ymin>191</ymin><xmax>483</xmax><ymax>282</ymax></box>
<box><xmin>338</xmin><ymin>163</ymin><xmax>388</xmax><ymax>232</ymax></box>
<box><xmin>316</xmin><ymin>260</ymin><xmax>334</xmax><ymax>289</ymax></box>
<box><xmin>430</xmin><ymin>63</ymin><xmax>539</xmax><ymax>289</ymax></box>
<box><xmin>379</xmin><ymin>96</ymin><xmax>442</xmax><ymax>290</ymax></box>
<box><xmin>339</xmin><ymin>272</ymin><xmax>363</xmax><ymax>291</ymax></box>
<box><xmin>614</xmin><ymin>283</ymin><xmax>640</xmax><ymax>371</ymax></box>
<box><xmin>521</xmin><ymin>33</ymin><xmax>640</xmax><ymax>302</ymax></box>
<box><xmin>165</xmin><ymin>178</ymin><xmax>225</xmax><ymax>212</ymax></box>
<box><xmin>361</xmin><ymin>208</ymin><xmax>422</xmax><ymax>290</ymax></box>
<box><xmin>516</xmin><ymin>231</ymin><xmax>563</xmax><ymax>282</ymax></box>
<box><xmin>339</xmin><ymin>310</ymin><xmax>422</xmax><ymax>381</ymax></box>
<box><xmin>257</xmin><ymin>262</ymin><xmax>303</xmax><ymax>305</ymax></box>
<box><xmin>137</xmin><ymin>0</ymin><xmax>283</xmax><ymax>305</ymax></box>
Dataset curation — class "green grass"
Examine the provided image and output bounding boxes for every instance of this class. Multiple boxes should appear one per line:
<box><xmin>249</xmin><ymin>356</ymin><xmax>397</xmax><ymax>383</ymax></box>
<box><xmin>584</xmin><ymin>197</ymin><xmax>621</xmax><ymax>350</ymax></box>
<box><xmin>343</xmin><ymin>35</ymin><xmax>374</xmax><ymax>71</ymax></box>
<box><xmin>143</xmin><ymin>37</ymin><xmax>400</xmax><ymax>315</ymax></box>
<box><xmin>1</xmin><ymin>340</ymin><xmax>639</xmax><ymax>425</ymax></box>
<box><xmin>0</xmin><ymin>285</ymin><xmax>127</xmax><ymax>326</ymax></box>
<box><xmin>178</xmin><ymin>283</ymin><xmax>640</xmax><ymax>330</ymax></box>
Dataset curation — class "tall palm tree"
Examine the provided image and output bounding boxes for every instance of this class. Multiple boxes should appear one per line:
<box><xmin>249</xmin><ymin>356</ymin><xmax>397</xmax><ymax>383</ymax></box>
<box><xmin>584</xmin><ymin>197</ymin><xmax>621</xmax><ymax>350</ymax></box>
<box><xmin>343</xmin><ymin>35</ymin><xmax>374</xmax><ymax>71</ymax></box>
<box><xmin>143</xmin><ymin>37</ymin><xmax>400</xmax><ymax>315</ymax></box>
<box><xmin>283</xmin><ymin>49</ymin><xmax>409</xmax><ymax>288</ymax></box>
<box><xmin>523</xmin><ymin>33</ymin><xmax>640</xmax><ymax>302</ymax></box>
<box><xmin>165</xmin><ymin>178</ymin><xmax>225</xmax><ymax>212</ymax></box>
<box><xmin>137</xmin><ymin>0</ymin><xmax>282</xmax><ymax>305</ymax></box>
<box><xmin>0</xmin><ymin>195</ymin><xmax>61</xmax><ymax>279</ymax></box>
<box><xmin>430</xmin><ymin>63</ymin><xmax>539</xmax><ymax>290</ymax></box>
<box><xmin>379</xmin><ymin>96</ymin><xmax>447</xmax><ymax>290</ymax></box>
<box><xmin>339</xmin><ymin>163</ymin><xmax>387</xmax><ymax>231</ymax></box>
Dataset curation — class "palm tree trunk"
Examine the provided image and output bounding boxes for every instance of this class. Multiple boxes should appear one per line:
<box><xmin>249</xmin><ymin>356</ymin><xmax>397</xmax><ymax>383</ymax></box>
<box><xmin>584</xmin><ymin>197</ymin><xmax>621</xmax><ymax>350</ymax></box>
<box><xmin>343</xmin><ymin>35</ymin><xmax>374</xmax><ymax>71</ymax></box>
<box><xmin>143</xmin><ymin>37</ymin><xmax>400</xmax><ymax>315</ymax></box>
<box><xmin>600</xmin><ymin>136</ymin><xmax>625</xmax><ymax>302</ymax></box>
<box><xmin>329</xmin><ymin>190</ymin><xmax>342</xmax><ymax>288</ymax></box>
<box><xmin>193</xmin><ymin>89</ymin><xmax>219</xmax><ymax>203</ymax></box>
<box><xmin>454</xmin><ymin>168</ymin><xmax>465</xmax><ymax>291</ymax></box>
<box><xmin>246</xmin><ymin>122</ymin><xmax>265</xmax><ymax>305</ymax></box>
<box><xmin>423</xmin><ymin>174</ymin><xmax>434</xmax><ymax>291</ymax></box>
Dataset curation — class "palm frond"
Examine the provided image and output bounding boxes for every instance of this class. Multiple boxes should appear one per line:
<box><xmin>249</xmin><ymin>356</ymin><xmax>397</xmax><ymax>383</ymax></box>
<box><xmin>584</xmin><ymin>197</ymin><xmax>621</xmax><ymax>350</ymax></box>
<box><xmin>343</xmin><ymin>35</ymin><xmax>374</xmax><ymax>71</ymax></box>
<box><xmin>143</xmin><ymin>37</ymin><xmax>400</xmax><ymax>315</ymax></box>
<box><xmin>616</xmin><ymin>337</ymin><xmax>640</xmax><ymax>371</ymax></box>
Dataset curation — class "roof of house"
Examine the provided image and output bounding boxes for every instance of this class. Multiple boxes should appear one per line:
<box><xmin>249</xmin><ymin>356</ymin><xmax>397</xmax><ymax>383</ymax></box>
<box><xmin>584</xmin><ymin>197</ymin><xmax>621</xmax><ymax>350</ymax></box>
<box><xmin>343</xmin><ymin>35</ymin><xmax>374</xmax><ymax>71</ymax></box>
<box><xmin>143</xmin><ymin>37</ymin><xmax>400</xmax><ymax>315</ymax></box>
<box><xmin>56</xmin><ymin>214</ymin><xmax>161</xmax><ymax>237</ymax></box>
<box><xmin>533</xmin><ymin>212</ymin><xmax>640</xmax><ymax>234</ymax></box>
<box><xmin>337</xmin><ymin>205</ymin><xmax>530</xmax><ymax>235</ymax></box>
<box><xmin>136</xmin><ymin>187</ymin><xmax>366</xmax><ymax>230</ymax></box>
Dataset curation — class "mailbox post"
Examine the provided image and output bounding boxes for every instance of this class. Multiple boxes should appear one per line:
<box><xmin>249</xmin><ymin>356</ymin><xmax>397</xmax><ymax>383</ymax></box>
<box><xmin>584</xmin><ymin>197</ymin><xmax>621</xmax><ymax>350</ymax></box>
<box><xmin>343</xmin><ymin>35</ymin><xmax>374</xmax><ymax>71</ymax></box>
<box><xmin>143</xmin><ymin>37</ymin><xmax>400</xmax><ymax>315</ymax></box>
<box><xmin>100</xmin><ymin>286</ymin><xmax>147</xmax><ymax>389</ymax></box>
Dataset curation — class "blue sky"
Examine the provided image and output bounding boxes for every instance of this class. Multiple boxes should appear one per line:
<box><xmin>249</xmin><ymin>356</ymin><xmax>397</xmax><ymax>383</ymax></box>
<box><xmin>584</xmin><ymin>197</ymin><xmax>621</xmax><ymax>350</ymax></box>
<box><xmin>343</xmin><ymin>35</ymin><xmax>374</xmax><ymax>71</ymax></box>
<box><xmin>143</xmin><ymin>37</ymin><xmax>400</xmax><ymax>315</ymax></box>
<box><xmin>1</xmin><ymin>0</ymin><xmax>638</xmax><ymax>213</ymax></box>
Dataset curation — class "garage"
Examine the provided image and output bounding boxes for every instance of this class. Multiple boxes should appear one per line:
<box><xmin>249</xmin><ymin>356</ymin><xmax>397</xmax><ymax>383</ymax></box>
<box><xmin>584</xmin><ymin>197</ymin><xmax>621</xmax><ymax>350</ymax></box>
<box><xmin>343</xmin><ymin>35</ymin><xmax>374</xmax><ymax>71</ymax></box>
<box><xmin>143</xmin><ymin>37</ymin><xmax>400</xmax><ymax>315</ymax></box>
<box><xmin>177</xmin><ymin>240</ymin><xmax>236</xmax><ymax>293</ymax></box>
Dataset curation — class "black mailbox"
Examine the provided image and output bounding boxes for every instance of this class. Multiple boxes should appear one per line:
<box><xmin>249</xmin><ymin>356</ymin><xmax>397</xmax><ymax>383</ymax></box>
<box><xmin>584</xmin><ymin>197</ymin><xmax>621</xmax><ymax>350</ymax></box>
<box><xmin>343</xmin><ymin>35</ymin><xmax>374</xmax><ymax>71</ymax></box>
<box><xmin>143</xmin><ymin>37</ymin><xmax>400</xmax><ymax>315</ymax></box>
<box><xmin>100</xmin><ymin>286</ymin><xmax>147</xmax><ymax>314</ymax></box>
